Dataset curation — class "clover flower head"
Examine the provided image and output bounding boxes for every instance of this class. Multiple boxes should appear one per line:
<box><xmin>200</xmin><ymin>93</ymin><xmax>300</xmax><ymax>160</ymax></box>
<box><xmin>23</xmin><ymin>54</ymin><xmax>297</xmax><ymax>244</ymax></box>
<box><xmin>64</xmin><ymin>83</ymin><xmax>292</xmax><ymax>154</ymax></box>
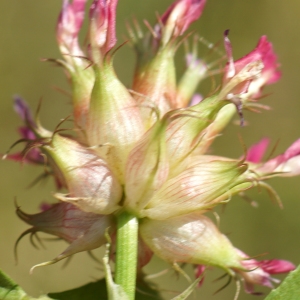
<box><xmin>5</xmin><ymin>0</ymin><xmax>299</xmax><ymax>297</ymax></box>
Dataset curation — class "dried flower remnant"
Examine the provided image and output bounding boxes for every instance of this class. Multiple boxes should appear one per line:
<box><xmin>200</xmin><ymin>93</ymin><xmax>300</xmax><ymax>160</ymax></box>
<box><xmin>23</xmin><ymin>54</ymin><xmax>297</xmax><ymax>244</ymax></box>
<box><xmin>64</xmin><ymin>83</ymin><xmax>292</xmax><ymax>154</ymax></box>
<box><xmin>15</xmin><ymin>202</ymin><xmax>113</xmax><ymax>271</ymax></box>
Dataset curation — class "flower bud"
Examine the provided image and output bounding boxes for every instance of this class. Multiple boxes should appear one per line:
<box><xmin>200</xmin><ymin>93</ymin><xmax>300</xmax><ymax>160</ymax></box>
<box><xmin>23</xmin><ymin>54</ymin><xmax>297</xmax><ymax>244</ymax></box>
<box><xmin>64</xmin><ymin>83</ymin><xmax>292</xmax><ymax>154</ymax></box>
<box><xmin>56</xmin><ymin>0</ymin><xmax>94</xmax><ymax>130</ymax></box>
<box><xmin>57</xmin><ymin>0</ymin><xmax>86</xmax><ymax>59</ymax></box>
<box><xmin>165</xmin><ymin>95</ymin><xmax>227</xmax><ymax>172</ymax></box>
<box><xmin>43</xmin><ymin>133</ymin><xmax>122</xmax><ymax>214</ymax></box>
<box><xmin>140</xmin><ymin>212</ymin><xmax>242</xmax><ymax>272</ymax></box>
<box><xmin>132</xmin><ymin>46</ymin><xmax>177</xmax><ymax>122</ymax></box>
<box><xmin>86</xmin><ymin>62</ymin><xmax>145</xmax><ymax>182</ymax></box>
<box><xmin>140</xmin><ymin>157</ymin><xmax>251</xmax><ymax>219</ymax></box>
<box><xmin>141</xmin><ymin>212</ymin><xmax>295</xmax><ymax>294</ymax></box>
<box><xmin>131</xmin><ymin>0</ymin><xmax>207</xmax><ymax>121</ymax></box>
<box><xmin>159</xmin><ymin>0</ymin><xmax>207</xmax><ymax>46</ymax></box>
<box><xmin>89</xmin><ymin>0</ymin><xmax>118</xmax><ymax>58</ymax></box>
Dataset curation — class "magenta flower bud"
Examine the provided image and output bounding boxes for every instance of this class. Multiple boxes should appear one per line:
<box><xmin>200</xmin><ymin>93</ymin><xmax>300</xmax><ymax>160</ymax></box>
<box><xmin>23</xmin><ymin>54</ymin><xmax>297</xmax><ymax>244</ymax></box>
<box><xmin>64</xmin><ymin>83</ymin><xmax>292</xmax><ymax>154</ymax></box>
<box><xmin>56</xmin><ymin>0</ymin><xmax>95</xmax><ymax>131</ymax></box>
<box><xmin>57</xmin><ymin>0</ymin><xmax>86</xmax><ymax>59</ymax></box>
<box><xmin>159</xmin><ymin>0</ymin><xmax>207</xmax><ymax>45</ymax></box>
<box><xmin>89</xmin><ymin>0</ymin><xmax>118</xmax><ymax>59</ymax></box>
<box><xmin>16</xmin><ymin>202</ymin><xmax>113</xmax><ymax>269</ymax></box>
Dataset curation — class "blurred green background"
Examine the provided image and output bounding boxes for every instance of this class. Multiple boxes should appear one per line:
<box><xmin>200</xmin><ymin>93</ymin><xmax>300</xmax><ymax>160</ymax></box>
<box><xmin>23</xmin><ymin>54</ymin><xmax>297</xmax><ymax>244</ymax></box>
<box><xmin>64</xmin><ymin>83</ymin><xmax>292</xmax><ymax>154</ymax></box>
<box><xmin>1</xmin><ymin>0</ymin><xmax>300</xmax><ymax>299</ymax></box>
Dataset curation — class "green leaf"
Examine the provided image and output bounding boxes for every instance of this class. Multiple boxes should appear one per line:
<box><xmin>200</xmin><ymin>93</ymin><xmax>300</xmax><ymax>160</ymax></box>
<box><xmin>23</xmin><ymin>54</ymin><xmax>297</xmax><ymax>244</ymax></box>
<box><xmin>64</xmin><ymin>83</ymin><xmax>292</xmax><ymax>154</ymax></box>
<box><xmin>49</xmin><ymin>280</ymin><xmax>108</xmax><ymax>300</ymax></box>
<box><xmin>0</xmin><ymin>269</ymin><xmax>53</xmax><ymax>300</ymax></box>
<box><xmin>0</xmin><ymin>268</ymin><xmax>26</xmax><ymax>300</ymax></box>
<box><xmin>265</xmin><ymin>264</ymin><xmax>300</xmax><ymax>300</ymax></box>
<box><xmin>49</xmin><ymin>278</ymin><xmax>161</xmax><ymax>300</ymax></box>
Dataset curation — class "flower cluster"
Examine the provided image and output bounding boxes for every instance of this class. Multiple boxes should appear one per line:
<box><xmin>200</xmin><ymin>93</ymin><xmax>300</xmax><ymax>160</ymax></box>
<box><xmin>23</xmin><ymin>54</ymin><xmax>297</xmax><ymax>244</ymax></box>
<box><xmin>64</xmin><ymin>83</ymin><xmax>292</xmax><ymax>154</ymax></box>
<box><xmin>7</xmin><ymin>0</ymin><xmax>299</xmax><ymax>297</ymax></box>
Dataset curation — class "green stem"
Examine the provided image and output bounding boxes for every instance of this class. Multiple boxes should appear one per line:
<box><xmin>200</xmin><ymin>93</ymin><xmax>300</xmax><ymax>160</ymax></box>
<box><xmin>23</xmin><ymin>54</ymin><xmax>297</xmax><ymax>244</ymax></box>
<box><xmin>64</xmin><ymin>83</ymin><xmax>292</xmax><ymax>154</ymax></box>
<box><xmin>115</xmin><ymin>211</ymin><xmax>138</xmax><ymax>300</ymax></box>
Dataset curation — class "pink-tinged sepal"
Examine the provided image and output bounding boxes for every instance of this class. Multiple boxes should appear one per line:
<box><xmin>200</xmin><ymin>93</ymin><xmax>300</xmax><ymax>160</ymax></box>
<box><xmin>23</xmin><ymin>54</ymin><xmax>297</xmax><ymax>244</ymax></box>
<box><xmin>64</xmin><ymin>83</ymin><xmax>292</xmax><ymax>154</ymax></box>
<box><xmin>165</xmin><ymin>95</ymin><xmax>227</xmax><ymax>172</ymax></box>
<box><xmin>16</xmin><ymin>202</ymin><xmax>113</xmax><ymax>270</ymax></box>
<box><xmin>141</xmin><ymin>213</ymin><xmax>294</xmax><ymax>295</ymax></box>
<box><xmin>140</xmin><ymin>213</ymin><xmax>242</xmax><ymax>271</ymax></box>
<box><xmin>89</xmin><ymin>0</ymin><xmax>118</xmax><ymax>63</ymax></box>
<box><xmin>43</xmin><ymin>134</ymin><xmax>123</xmax><ymax>214</ymax></box>
<box><xmin>125</xmin><ymin>119</ymin><xmax>169</xmax><ymax>214</ymax></box>
<box><xmin>86</xmin><ymin>62</ymin><xmax>145</xmax><ymax>182</ymax></box>
<box><xmin>140</xmin><ymin>157</ymin><xmax>251</xmax><ymax>219</ymax></box>
<box><xmin>132</xmin><ymin>46</ymin><xmax>177</xmax><ymax>123</ymax></box>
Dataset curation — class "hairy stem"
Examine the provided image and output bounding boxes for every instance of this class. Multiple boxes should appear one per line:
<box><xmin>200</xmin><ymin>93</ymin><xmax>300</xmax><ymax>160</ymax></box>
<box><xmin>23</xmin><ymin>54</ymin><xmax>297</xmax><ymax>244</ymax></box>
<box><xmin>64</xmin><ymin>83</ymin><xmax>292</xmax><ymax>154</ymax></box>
<box><xmin>115</xmin><ymin>211</ymin><xmax>138</xmax><ymax>299</ymax></box>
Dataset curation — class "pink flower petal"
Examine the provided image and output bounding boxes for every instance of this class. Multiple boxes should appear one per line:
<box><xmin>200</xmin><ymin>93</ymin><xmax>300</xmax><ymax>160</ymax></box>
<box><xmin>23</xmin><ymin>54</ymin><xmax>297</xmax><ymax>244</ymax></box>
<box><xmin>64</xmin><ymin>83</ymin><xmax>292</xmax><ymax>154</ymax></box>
<box><xmin>246</xmin><ymin>138</ymin><xmax>270</xmax><ymax>163</ymax></box>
